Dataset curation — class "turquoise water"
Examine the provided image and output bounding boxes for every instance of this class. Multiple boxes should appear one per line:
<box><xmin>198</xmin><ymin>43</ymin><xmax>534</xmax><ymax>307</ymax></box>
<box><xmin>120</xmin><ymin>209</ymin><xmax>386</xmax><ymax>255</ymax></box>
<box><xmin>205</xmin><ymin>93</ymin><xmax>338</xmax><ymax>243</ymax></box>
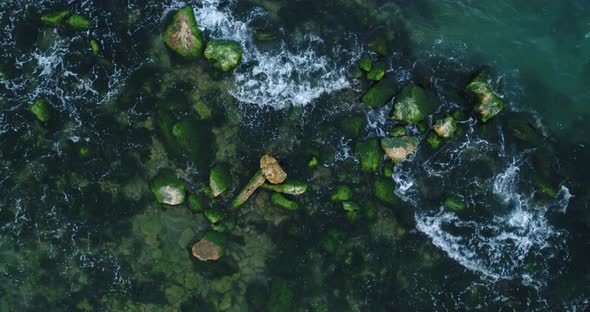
<box><xmin>0</xmin><ymin>0</ymin><xmax>589</xmax><ymax>311</ymax></box>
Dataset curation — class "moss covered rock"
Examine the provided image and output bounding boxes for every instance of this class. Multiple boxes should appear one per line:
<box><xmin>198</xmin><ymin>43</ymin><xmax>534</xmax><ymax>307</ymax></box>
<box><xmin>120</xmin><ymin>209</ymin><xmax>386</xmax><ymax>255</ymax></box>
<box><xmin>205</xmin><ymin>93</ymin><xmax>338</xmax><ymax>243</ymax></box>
<box><xmin>338</xmin><ymin>116</ymin><xmax>365</xmax><ymax>138</ymax></box>
<box><xmin>354</xmin><ymin>139</ymin><xmax>382</xmax><ymax>172</ymax></box>
<box><xmin>381</xmin><ymin>136</ymin><xmax>420</xmax><ymax>163</ymax></box>
<box><xmin>261</xmin><ymin>181</ymin><xmax>308</xmax><ymax>195</ymax></box>
<box><xmin>362</xmin><ymin>78</ymin><xmax>397</xmax><ymax>109</ymax></box>
<box><xmin>392</xmin><ymin>84</ymin><xmax>437</xmax><ymax>124</ymax></box>
<box><xmin>444</xmin><ymin>196</ymin><xmax>465</xmax><ymax>212</ymax></box>
<box><xmin>466</xmin><ymin>70</ymin><xmax>503</xmax><ymax>122</ymax></box>
<box><xmin>192</xmin><ymin>232</ymin><xmax>225</xmax><ymax>261</ymax></box>
<box><xmin>204</xmin><ymin>40</ymin><xmax>243</xmax><ymax>72</ymax></box>
<box><xmin>204</xmin><ymin>208</ymin><xmax>224</xmax><ymax>224</ymax></box>
<box><xmin>188</xmin><ymin>194</ymin><xmax>205</xmax><ymax>212</ymax></box>
<box><xmin>150</xmin><ymin>170</ymin><xmax>186</xmax><ymax>205</ymax></box>
<box><xmin>359</xmin><ymin>56</ymin><xmax>372</xmax><ymax>72</ymax></box>
<box><xmin>427</xmin><ymin>133</ymin><xmax>442</xmax><ymax>149</ymax></box>
<box><xmin>31</xmin><ymin>99</ymin><xmax>51</xmax><ymax>122</ymax></box>
<box><xmin>209</xmin><ymin>164</ymin><xmax>231</xmax><ymax>197</ymax></box>
<box><xmin>433</xmin><ymin>115</ymin><xmax>457</xmax><ymax>138</ymax></box>
<box><xmin>367</xmin><ymin>61</ymin><xmax>386</xmax><ymax>81</ymax></box>
<box><xmin>66</xmin><ymin>14</ymin><xmax>91</xmax><ymax>29</ymax></box>
<box><xmin>331</xmin><ymin>185</ymin><xmax>352</xmax><ymax>201</ymax></box>
<box><xmin>90</xmin><ymin>39</ymin><xmax>100</xmax><ymax>55</ymax></box>
<box><xmin>374</xmin><ymin>178</ymin><xmax>399</xmax><ymax>205</ymax></box>
<box><xmin>271</xmin><ymin>193</ymin><xmax>299</xmax><ymax>211</ymax></box>
<box><xmin>342</xmin><ymin>201</ymin><xmax>360</xmax><ymax>222</ymax></box>
<box><xmin>232</xmin><ymin>170</ymin><xmax>266</xmax><ymax>209</ymax></box>
<box><xmin>389</xmin><ymin>126</ymin><xmax>407</xmax><ymax>137</ymax></box>
<box><xmin>41</xmin><ymin>11</ymin><xmax>69</xmax><ymax>26</ymax></box>
<box><xmin>163</xmin><ymin>6</ymin><xmax>204</xmax><ymax>59</ymax></box>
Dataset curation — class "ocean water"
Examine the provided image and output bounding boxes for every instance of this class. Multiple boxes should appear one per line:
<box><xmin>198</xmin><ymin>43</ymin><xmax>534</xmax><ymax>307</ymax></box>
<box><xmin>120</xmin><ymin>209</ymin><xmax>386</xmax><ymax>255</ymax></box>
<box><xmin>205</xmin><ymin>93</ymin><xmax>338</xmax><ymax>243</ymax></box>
<box><xmin>0</xmin><ymin>0</ymin><xmax>589</xmax><ymax>311</ymax></box>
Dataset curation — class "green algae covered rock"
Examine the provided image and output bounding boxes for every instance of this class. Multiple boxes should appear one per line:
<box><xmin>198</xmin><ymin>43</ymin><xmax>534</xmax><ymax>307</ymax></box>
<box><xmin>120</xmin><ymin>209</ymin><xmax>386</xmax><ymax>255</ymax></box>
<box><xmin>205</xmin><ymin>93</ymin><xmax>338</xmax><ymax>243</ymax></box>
<box><xmin>192</xmin><ymin>231</ymin><xmax>225</xmax><ymax>261</ymax></box>
<box><xmin>209</xmin><ymin>164</ymin><xmax>231</xmax><ymax>197</ymax></box>
<box><xmin>466</xmin><ymin>70</ymin><xmax>504</xmax><ymax>122</ymax></box>
<box><xmin>362</xmin><ymin>78</ymin><xmax>397</xmax><ymax>109</ymax></box>
<box><xmin>150</xmin><ymin>170</ymin><xmax>186</xmax><ymax>205</ymax></box>
<box><xmin>444</xmin><ymin>196</ymin><xmax>465</xmax><ymax>212</ymax></box>
<box><xmin>342</xmin><ymin>201</ymin><xmax>360</xmax><ymax>222</ymax></box>
<box><xmin>261</xmin><ymin>181</ymin><xmax>308</xmax><ymax>195</ymax></box>
<box><xmin>381</xmin><ymin>136</ymin><xmax>420</xmax><ymax>163</ymax></box>
<box><xmin>359</xmin><ymin>56</ymin><xmax>372</xmax><ymax>72</ymax></box>
<box><xmin>188</xmin><ymin>194</ymin><xmax>205</xmax><ymax>212</ymax></box>
<box><xmin>339</xmin><ymin>115</ymin><xmax>365</xmax><ymax>138</ymax></box>
<box><xmin>374</xmin><ymin>178</ymin><xmax>399</xmax><ymax>205</ymax></box>
<box><xmin>271</xmin><ymin>193</ymin><xmax>299</xmax><ymax>211</ymax></box>
<box><xmin>392</xmin><ymin>83</ymin><xmax>437</xmax><ymax>124</ymax></box>
<box><xmin>31</xmin><ymin>99</ymin><xmax>51</xmax><ymax>122</ymax></box>
<box><xmin>232</xmin><ymin>170</ymin><xmax>266</xmax><ymax>209</ymax></box>
<box><xmin>204</xmin><ymin>40</ymin><xmax>243</xmax><ymax>72</ymax></box>
<box><xmin>267</xmin><ymin>279</ymin><xmax>294</xmax><ymax>312</ymax></box>
<box><xmin>367</xmin><ymin>61</ymin><xmax>386</xmax><ymax>81</ymax></box>
<box><xmin>41</xmin><ymin>11</ymin><xmax>69</xmax><ymax>26</ymax></box>
<box><xmin>164</xmin><ymin>6</ymin><xmax>204</xmax><ymax>59</ymax></box>
<box><xmin>368</xmin><ymin>38</ymin><xmax>388</xmax><ymax>56</ymax></box>
<box><xmin>90</xmin><ymin>39</ymin><xmax>100</xmax><ymax>55</ymax></box>
<box><xmin>389</xmin><ymin>126</ymin><xmax>407</xmax><ymax>137</ymax></box>
<box><xmin>427</xmin><ymin>132</ymin><xmax>442</xmax><ymax>149</ymax></box>
<box><xmin>354</xmin><ymin>139</ymin><xmax>382</xmax><ymax>172</ymax></box>
<box><xmin>67</xmin><ymin>14</ymin><xmax>91</xmax><ymax>29</ymax></box>
<box><xmin>204</xmin><ymin>208</ymin><xmax>224</xmax><ymax>224</ymax></box>
<box><xmin>433</xmin><ymin>115</ymin><xmax>457</xmax><ymax>138</ymax></box>
<box><xmin>331</xmin><ymin>185</ymin><xmax>352</xmax><ymax>201</ymax></box>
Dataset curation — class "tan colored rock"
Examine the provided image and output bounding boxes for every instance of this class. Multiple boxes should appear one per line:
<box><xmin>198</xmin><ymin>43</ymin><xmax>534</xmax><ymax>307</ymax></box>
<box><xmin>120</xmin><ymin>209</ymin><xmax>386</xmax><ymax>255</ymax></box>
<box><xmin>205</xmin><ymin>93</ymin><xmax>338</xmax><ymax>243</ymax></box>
<box><xmin>192</xmin><ymin>239</ymin><xmax>221</xmax><ymax>261</ymax></box>
<box><xmin>231</xmin><ymin>170</ymin><xmax>266</xmax><ymax>209</ymax></box>
<box><xmin>260</xmin><ymin>155</ymin><xmax>287</xmax><ymax>184</ymax></box>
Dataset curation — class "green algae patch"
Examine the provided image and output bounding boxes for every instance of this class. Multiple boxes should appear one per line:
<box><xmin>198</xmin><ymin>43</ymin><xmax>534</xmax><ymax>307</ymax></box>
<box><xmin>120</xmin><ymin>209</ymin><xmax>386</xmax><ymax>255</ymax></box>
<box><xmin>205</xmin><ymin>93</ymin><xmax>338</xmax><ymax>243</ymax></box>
<box><xmin>359</xmin><ymin>55</ymin><xmax>373</xmax><ymax>72</ymax></box>
<box><xmin>466</xmin><ymin>78</ymin><xmax>504</xmax><ymax>123</ymax></box>
<box><xmin>433</xmin><ymin>115</ymin><xmax>457</xmax><ymax>138</ymax></box>
<box><xmin>41</xmin><ymin>11</ymin><xmax>69</xmax><ymax>26</ymax></box>
<box><xmin>90</xmin><ymin>39</ymin><xmax>100</xmax><ymax>55</ymax></box>
<box><xmin>444</xmin><ymin>197</ymin><xmax>466</xmax><ymax>212</ymax></box>
<box><xmin>331</xmin><ymin>185</ymin><xmax>352</xmax><ymax>201</ymax></box>
<box><xmin>31</xmin><ymin>99</ymin><xmax>52</xmax><ymax>122</ymax></box>
<box><xmin>381</xmin><ymin>136</ymin><xmax>420</xmax><ymax>163</ymax></box>
<box><xmin>362</xmin><ymin>78</ymin><xmax>397</xmax><ymax>109</ymax></box>
<box><xmin>392</xmin><ymin>83</ymin><xmax>437</xmax><ymax>124</ymax></box>
<box><xmin>427</xmin><ymin>132</ymin><xmax>442</xmax><ymax>149</ymax></box>
<box><xmin>204</xmin><ymin>40</ymin><xmax>243</xmax><ymax>72</ymax></box>
<box><xmin>67</xmin><ymin>14</ymin><xmax>91</xmax><ymax>29</ymax></box>
<box><xmin>209</xmin><ymin>163</ymin><xmax>231</xmax><ymax>197</ymax></box>
<box><xmin>338</xmin><ymin>115</ymin><xmax>365</xmax><ymax>138</ymax></box>
<box><xmin>150</xmin><ymin>170</ymin><xmax>186</xmax><ymax>205</ymax></box>
<box><xmin>260</xmin><ymin>181</ymin><xmax>308</xmax><ymax>195</ymax></box>
<box><xmin>342</xmin><ymin>201</ymin><xmax>361</xmax><ymax>222</ymax></box>
<box><xmin>374</xmin><ymin>178</ymin><xmax>399</xmax><ymax>205</ymax></box>
<box><xmin>271</xmin><ymin>193</ymin><xmax>299</xmax><ymax>211</ymax></box>
<box><xmin>354</xmin><ymin>139</ymin><xmax>382</xmax><ymax>172</ymax></box>
<box><xmin>367</xmin><ymin>61</ymin><xmax>386</xmax><ymax>81</ymax></box>
<box><xmin>163</xmin><ymin>6</ymin><xmax>204</xmax><ymax>59</ymax></box>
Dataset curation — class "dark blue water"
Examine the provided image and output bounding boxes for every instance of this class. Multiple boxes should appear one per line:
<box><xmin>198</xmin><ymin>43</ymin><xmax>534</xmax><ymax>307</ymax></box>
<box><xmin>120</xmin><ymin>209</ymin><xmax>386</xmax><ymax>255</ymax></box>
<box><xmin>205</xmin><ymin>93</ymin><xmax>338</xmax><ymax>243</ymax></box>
<box><xmin>1</xmin><ymin>0</ymin><xmax>589</xmax><ymax>311</ymax></box>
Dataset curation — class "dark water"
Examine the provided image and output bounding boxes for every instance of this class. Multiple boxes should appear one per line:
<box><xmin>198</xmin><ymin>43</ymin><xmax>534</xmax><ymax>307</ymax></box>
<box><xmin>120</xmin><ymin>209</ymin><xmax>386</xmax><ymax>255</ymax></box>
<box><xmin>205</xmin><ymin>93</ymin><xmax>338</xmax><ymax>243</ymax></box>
<box><xmin>1</xmin><ymin>0</ymin><xmax>589</xmax><ymax>311</ymax></box>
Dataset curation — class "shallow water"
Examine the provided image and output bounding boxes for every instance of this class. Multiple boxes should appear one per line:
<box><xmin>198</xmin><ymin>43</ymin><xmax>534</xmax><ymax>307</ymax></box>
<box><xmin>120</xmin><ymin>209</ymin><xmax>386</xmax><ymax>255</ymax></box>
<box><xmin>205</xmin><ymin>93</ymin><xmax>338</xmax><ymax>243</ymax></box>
<box><xmin>1</xmin><ymin>0</ymin><xmax>589</xmax><ymax>311</ymax></box>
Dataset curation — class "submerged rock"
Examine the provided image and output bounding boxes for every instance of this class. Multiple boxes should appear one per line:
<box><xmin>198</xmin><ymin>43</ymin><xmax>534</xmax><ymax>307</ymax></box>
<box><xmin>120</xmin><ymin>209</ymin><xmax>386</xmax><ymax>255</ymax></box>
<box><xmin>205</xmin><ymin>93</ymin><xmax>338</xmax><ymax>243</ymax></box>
<box><xmin>433</xmin><ymin>115</ymin><xmax>457</xmax><ymax>138</ymax></box>
<box><xmin>204</xmin><ymin>208</ymin><xmax>224</xmax><ymax>224</ymax></box>
<box><xmin>444</xmin><ymin>196</ymin><xmax>465</xmax><ymax>212</ymax></box>
<box><xmin>331</xmin><ymin>185</ymin><xmax>352</xmax><ymax>201</ymax></box>
<box><xmin>67</xmin><ymin>14</ymin><xmax>91</xmax><ymax>29</ymax></box>
<box><xmin>381</xmin><ymin>136</ymin><xmax>420</xmax><ymax>163</ymax></box>
<box><xmin>188</xmin><ymin>194</ymin><xmax>205</xmax><ymax>212</ymax></box>
<box><xmin>392</xmin><ymin>83</ymin><xmax>437</xmax><ymax>124</ymax></box>
<box><xmin>260</xmin><ymin>155</ymin><xmax>287</xmax><ymax>184</ymax></box>
<box><xmin>231</xmin><ymin>170</ymin><xmax>266</xmax><ymax>209</ymax></box>
<box><xmin>41</xmin><ymin>11</ymin><xmax>69</xmax><ymax>26</ymax></box>
<box><xmin>271</xmin><ymin>193</ymin><xmax>299</xmax><ymax>211</ymax></box>
<box><xmin>209</xmin><ymin>164</ymin><xmax>231</xmax><ymax>197</ymax></box>
<box><xmin>359</xmin><ymin>56</ymin><xmax>373</xmax><ymax>72</ymax></box>
<box><xmin>31</xmin><ymin>99</ymin><xmax>51</xmax><ymax>122</ymax></box>
<box><xmin>163</xmin><ymin>6</ymin><xmax>204</xmax><ymax>59</ymax></box>
<box><xmin>465</xmin><ymin>69</ymin><xmax>504</xmax><ymax>122</ymax></box>
<box><xmin>354</xmin><ymin>139</ymin><xmax>382</xmax><ymax>172</ymax></box>
<box><xmin>362</xmin><ymin>78</ymin><xmax>397</xmax><ymax>109</ymax></box>
<box><xmin>427</xmin><ymin>133</ymin><xmax>442</xmax><ymax>149</ymax></box>
<box><xmin>339</xmin><ymin>116</ymin><xmax>365</xmax><ymax>138</ymax></box>
<box><xmin>260</xmin><ymin>181</ymin><xmax>308</xmax><ymax>195</ymax></box>
<box><xmin>342</xmin><ymin>201</ymin><xmax>360</xmax><ymax>222</ymax></box>
<box><xmin>192</xmin><ymin>232</ymin><xmax>225</xmax><ymax>261</ymax></box>
<box><xmin>150</xmin><ymin>170</ymin><xmax>186</xmax><ymax>205</ymax></box>
<box><xmin>204</xmin><ymin>40</ymin><xmax>243</xmax><ymax>72</ymax></box>
<box><xmin>90</xmin><ymin>39</ymin><xmax>100</xmax><ymax>55</ymax></box>
<box><xmin>374</xmin><ymin>178</ymin><xmax>399</xmax><ymax>205</ymax></box>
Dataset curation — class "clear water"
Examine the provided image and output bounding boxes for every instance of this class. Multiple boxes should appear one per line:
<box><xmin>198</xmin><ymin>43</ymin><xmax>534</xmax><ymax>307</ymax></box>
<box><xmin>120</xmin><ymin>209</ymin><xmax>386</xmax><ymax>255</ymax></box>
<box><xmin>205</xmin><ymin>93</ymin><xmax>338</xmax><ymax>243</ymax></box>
<box><xmin>1</xmin><ymin>0</ymin><xmax>589</xmax><ymax>311</ymax></box>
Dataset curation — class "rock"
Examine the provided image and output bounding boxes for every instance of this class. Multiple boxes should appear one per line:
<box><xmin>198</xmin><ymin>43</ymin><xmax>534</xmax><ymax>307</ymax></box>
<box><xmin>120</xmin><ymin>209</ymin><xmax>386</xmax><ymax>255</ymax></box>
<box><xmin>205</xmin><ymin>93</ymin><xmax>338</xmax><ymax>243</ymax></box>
<box><xmin>444</xmin><ymin>197</ymin><xmax>465</xmax><ymax>212</ymax></box>
<box><xmin>163</xmin><ymin>6</ymin><xmax>204</xmax><ymax>59</ymax></box>
<box><xmin>260</xmin><ymin>155</ymin><xmax>287</xmax><ymax>184</ymax></box>
<box><xmin>192</xmin><ymin>232</ymin><xmax>225</xmax><ymax>261</ymax></box>
<box><xmin>41</xmin><ymin>11</ymin><xmax>69</xmax><ymax>26</ymax></box>
<box><xmin>342</xmin><ymin>201</ymin><xmax>360</xmax><ymax>222</ymax></box>
<box><xmin>66</xmin><ymin>14</ymin><xmax>91</xmax><ymax>29</ymax></box>
<box><xmin>368</xmin><ymin>38</ymin><xmax>388</xmax><ymax>56</ymax></box>
<box><xmin>465</xmin><ymin>70</ymin><xmax>503</xmax><ymax>122</ymax></box>
<box><xmin>354</xmin><ymin>139</ymin><xmax>382</xmax><ymax>172</ymax></box>
<box><xmin>374</xmin><ymin>178</ymin><xmax>399</xmax><ymax>205</ymax></box>
<box><xmin>380</xmin><ymin>136</ymin><xmax>420</xmax><ymax>163</ymax></box>
<box><xmin>260</xmin><ymin>181</ymin><xmax>308</xmax><ymax>195</ymax></box>
<box><xmin>427</xmin><ymin>133</ymin><xmax>442</xmax><ymax>149</ymax></box>
<box><xmin>389</xmin><ymin>126</ymin><xmax>407</xmax><ymax>137</ymax></box>
<box><xmin>307</xmin><ymin>157</ymin><xmax>318</xmax><ymax>167</ymax></box>
<box><xmin>204</xmin><ymin>208</ymin><xmax>224</xmax><ymax>224</ymax></box>
<box><xmin>339</xmin><ymin>115</ymin><xmax>365</xmax><ymax>138</ymax></box>
<box><xmin>90</xmin><ymin>39</ymin><xmax>100</xmax><ymax>55</ymax></box>
<box><xmin>383</xmin><ymin>161</ymin><xmax>395</xmax><ymax>177</ymax></box>
<box><xmin>188</xmin><ymin>194</ymin><xmax>205</xmax><ymax>212</ymax></box>
<box><xmin>392</xmin><ymin>84</ymin><xmax>437</xmax><ymax>124</ymax></box>
<box><xmin>204</xmin><ymin>40</ymin><xmax>243</xmax><ymax>72</ymax></box>
<box><xmin>209</xmin><ymin>164</ymin><xmax>231</xmax><ymax>197</ymax></box>
<box><xmin>362</xmin><ymin>78</ymin><xmax>397</xmax><ymax>109</ymax></box>
<box><xmin>367</xmin><ymin>61</ymin><xmax>386</xmax><ymax>81</ymax></box>
<box><xmin>231</xmin><ymin>170</ymin><xmax>266</xmax><ymax>209</ymax></box>
<box><xmin>359</xmin><ymin>56</ymin><xmax>372</xmax><ymax>72</ymax></box>
<box><xmin>433</xmin><ymin>115</ymin><xmax>457</xmax><ymax>138</ymax></box>
<box><xmin>31</xmin><ymin>99</ymin><xmax>51</xmax><ymax>122</ymax></box>
<box><xmin>150</xmin><ymin>170</ymin><xmax>186</xmax><ymax>205</ymax></box>
<box><xmin>271</xmin><ymin>193</ymin><xmax>299</xmax><ymax>211</ymax></box>
<box><xmin>331</xmin><ymin>185</ymin><xmax>352</xmax><ymax>201</ymax></box>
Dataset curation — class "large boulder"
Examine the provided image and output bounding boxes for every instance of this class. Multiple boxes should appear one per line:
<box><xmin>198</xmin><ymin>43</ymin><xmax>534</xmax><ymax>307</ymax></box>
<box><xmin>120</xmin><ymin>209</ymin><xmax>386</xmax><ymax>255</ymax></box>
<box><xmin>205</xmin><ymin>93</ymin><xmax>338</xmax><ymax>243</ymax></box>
<box><xmin>163</xmin><ymin>6</ymin><xmax>204</xmax><ymax>59</ymax></box>
<box><xmin>392</xmin><ymin>84</ymin><xmax>437</xmax><ymax>124</ymax></box>
<box><xmin>433</xmin><ymin>115</ymin><xmax>457</xmax><ymax>138</ymax></box>
<box><xmin>380</xmin><ymin>136</ymin><xmax>420</xmax><ymax>163</ymax></box>
<box><xmin>192</xmin><ymin>232</ymin><xmax>225</xmax><ymax>261</ymax></box>
<box><xmin>150</xmin><ymin>170</ymin><xmax>186</xmax><ymax>205</ymax></box>
<box><xmin>31</xmin><ymin>99</ymin><xmax>51</xmax><ymax>122</ymax></box>
<box><xmin>260</xmin><ymin>155</ymin><xmax>287</xmax><ymax>184</ymax></box>
<box><xmin>204</xmin><ymin>40</ymin><xmax>243</xmax><ymax>72</ymax></box>
<box><xmin>465</xmin><ymin>69</ymin><xmax>503</xmax><ymax>122</ymax></box>
<box><xmin>209</xmin><ymin>163</ymin><xmax>231</xmax><ymax>197</ymax></box>
<box><xmin>362</xmin><ymin>78</ymin><xmax>397</xmax><ymax>109</ymax></box>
